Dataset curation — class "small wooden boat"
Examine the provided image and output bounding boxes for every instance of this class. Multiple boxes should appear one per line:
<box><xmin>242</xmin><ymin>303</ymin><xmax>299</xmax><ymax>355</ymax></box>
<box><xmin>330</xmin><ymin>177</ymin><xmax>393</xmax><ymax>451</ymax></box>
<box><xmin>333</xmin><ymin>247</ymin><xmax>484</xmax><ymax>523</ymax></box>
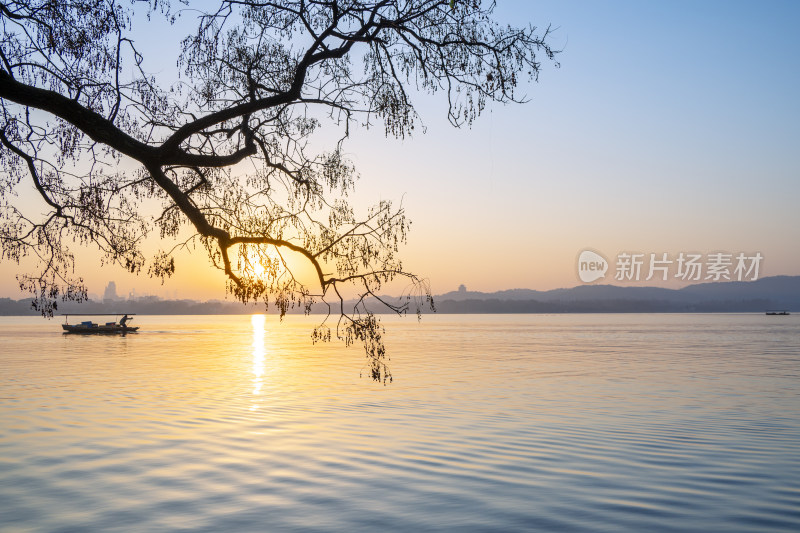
<box><xmin>765</xmin><ymin>310</ymin><xmax>790</xmax><ymax>316</ymax></box>
<box><xmin>62</xmin><ymin>314</ymin><xmax>139</xmax><ymax>334</ymax></box>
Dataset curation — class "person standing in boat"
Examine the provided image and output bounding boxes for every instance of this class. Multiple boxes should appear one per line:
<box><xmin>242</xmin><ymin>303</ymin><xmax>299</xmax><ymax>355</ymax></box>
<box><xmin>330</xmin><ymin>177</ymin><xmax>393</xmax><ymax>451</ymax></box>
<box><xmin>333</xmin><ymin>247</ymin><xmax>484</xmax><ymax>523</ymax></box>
<box><xmin>120</xmin><ymin>314</ymin><xmax>131</xmax><ymax>327</ymax></box>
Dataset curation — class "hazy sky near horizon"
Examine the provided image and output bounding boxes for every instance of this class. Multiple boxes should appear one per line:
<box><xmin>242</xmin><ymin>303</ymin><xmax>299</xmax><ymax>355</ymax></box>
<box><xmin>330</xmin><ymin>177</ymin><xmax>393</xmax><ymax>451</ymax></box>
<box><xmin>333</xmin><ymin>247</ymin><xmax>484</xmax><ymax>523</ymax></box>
<box><xmin>1</xmin><ymin>0</ymin><xmax>798</xmax><ymax>300</ymax></box>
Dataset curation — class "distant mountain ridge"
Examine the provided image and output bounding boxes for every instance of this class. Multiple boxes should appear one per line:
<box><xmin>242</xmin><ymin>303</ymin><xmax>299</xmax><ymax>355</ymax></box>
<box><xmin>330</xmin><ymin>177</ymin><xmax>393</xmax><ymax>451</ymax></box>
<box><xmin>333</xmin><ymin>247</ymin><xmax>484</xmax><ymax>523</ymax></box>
<box><xmin>1</xmin><ymin>275</ymin><xmax>798</xmax><ymax>315</ymax></box>
<box><xmin>432</xmin><ymin>275</ymin><xmax>800</xmax><ymax>313</ymax></box>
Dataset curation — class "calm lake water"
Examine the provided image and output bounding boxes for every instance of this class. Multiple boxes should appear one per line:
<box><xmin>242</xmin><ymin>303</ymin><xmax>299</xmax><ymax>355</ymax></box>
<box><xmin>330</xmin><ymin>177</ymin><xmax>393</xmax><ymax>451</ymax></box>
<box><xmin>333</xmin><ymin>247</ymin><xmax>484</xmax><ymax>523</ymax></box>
<box><xmin>1</xmin><ymin>313</ymin><xmax>799</xmax><ymax>532</ymax></box>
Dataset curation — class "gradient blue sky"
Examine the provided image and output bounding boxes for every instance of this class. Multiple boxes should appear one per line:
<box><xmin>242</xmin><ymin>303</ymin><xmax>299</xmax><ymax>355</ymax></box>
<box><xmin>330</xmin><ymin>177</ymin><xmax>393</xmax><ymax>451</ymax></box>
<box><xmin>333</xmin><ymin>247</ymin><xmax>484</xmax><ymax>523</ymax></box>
<box><xmin>350</xmin><ymin>0</ymin><xmax>800</xmax><ymax>293</ymax></box>
<box><xmin>1</xmin><ymin>0</ymin><xmax>798</xmax><ymax>299</ymax></box>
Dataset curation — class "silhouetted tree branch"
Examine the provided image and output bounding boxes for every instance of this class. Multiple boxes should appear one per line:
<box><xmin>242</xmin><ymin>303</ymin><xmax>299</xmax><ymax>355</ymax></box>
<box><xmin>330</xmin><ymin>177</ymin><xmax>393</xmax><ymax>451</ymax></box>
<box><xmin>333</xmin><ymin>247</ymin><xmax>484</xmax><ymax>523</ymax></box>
<box><xmin>0</xmin><ymin>0</ymin><xmax>557</xmax><ymax>381</ymax></box>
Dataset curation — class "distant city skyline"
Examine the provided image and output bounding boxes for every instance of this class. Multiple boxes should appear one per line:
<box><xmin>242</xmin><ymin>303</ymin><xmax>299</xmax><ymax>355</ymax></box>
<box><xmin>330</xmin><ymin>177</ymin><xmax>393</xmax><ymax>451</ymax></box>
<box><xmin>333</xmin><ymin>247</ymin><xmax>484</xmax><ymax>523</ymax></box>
<box><xmin>3</xmin><ymin>274</ymin><xmax>799</xmax><ymax>317</ymax></box>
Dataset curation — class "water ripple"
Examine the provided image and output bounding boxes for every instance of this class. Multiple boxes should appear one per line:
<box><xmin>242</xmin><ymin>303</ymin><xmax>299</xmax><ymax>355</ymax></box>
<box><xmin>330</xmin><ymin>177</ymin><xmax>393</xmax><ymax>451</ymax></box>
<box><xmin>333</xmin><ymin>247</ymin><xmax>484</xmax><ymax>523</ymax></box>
<box><xmin>1</xmin><ymin>314</ymin><xmax>799</xmax><ymax>531</ymax></box>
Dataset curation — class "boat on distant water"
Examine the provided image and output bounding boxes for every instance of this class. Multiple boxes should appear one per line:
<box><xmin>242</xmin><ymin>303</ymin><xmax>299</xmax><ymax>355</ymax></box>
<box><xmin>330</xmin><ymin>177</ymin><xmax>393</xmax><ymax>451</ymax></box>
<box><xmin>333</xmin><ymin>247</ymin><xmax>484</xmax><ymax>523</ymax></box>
<box><xmin>765</xmin><ymin>310</ymin><xmax>790</xmax><ymax>316</ymax></box>
<box><xmin>62</xmin><ymin>313</ymin><xmax>139</xmax><ymax>334</ymax></box>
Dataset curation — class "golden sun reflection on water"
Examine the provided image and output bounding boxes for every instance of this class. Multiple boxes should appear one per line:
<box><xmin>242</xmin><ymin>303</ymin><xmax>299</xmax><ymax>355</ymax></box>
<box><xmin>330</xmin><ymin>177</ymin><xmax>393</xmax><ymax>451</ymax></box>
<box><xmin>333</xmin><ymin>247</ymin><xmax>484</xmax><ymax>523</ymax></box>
<box><xmin>1</xmin><ymin>314</ymin><xmax>800</xmax><ymax>531</ymax></box>
<box><xmin>251</xmin><ymin>314</ymin><xmax>266</xmax><ymax>406</ymax></box>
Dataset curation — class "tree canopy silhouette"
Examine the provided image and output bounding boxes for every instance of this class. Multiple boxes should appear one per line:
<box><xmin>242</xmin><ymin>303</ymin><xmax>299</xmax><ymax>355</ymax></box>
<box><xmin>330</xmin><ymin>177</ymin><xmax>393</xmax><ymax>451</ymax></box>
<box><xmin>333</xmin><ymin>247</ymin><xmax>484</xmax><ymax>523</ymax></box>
<box><xmin>0</xmin><ymin>0</ymin><xmax>557</xmax><ymax>381</ymax></box>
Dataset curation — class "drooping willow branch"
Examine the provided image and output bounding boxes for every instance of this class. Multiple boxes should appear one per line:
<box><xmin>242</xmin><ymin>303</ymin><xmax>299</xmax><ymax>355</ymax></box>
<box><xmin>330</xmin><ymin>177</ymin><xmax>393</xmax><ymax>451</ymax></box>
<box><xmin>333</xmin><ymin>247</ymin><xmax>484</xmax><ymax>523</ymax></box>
<box><xmin>0</xmin><ymin>0</ymin><xmax>557</xmax><ymax>381</ymax></box>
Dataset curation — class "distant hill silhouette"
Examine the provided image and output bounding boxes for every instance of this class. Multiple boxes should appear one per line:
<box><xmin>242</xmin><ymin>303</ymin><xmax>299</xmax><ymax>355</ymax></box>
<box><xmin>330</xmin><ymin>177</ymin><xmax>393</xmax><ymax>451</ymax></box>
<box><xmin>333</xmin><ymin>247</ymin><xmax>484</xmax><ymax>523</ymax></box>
<box><xmin>1</xmin><ymin>275</ymin><xmax>798</xmax><ymax>315</ymax></box>
<box><xmin>432</xmin><ymin>275</ymin><xmax>800</xmax><ymax>313</ymax></box>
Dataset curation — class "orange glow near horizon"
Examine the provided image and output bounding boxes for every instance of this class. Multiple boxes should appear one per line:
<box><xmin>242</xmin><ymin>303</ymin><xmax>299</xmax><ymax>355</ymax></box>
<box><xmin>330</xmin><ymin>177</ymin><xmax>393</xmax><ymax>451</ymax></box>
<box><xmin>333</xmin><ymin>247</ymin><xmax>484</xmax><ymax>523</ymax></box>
<box><xmin>230</xmin><ymin>244</ymin><xmax>322</xmax><ymax>293</ymax></box>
